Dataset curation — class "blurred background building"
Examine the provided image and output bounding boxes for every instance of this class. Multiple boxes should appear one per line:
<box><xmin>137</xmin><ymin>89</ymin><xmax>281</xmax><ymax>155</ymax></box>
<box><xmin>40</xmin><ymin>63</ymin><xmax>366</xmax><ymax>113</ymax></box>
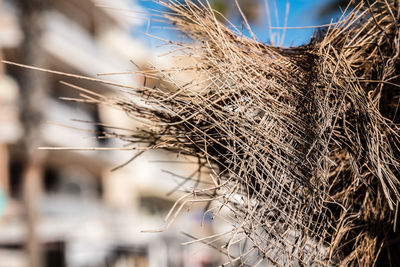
<box><xmin>0</xmin><ymin>0</ymin><xmax>220</xmax><ymax>266</ymax></box>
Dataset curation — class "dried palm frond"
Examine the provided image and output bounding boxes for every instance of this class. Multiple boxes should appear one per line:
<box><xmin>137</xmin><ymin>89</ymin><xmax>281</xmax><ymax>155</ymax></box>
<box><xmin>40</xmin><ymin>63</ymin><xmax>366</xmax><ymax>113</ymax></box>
<box><xmin>11</xmin><ymin>0</ymin><xmax>400</xmax><ymax>265</ymax></box>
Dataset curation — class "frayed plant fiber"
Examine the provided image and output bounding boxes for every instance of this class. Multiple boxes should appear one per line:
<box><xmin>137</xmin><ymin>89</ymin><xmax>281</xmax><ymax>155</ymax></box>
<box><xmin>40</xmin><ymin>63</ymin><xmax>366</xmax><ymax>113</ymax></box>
<box><xmin>61</xmin><ymin>0</ymin><xmax>400</xmax><ymax>266</ymax></box>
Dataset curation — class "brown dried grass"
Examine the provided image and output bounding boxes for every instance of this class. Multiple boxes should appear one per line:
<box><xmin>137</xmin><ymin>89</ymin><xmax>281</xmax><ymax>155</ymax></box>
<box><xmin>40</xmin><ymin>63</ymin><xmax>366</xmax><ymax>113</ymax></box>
<box><xmin>10</xmin><ymin>0</ymin><xmax>400</xmax><ymax>265</ymax></box>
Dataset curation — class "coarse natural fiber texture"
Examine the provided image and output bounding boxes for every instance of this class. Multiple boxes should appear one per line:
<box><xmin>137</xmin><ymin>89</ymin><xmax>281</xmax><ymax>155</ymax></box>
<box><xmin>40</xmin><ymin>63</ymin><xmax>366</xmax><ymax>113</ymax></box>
<box><xmin>56</xmin><ymin>0</ymin><xmax>400</xmax><ymax>266</ymax></box>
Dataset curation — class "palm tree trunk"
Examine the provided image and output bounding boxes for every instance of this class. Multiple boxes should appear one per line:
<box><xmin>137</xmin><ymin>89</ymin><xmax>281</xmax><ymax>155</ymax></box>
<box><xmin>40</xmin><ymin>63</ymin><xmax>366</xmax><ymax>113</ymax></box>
<box><xmin>16</xmin><ymin>1</ymin><xmax>49</xmax><ymax>266</ymax></box>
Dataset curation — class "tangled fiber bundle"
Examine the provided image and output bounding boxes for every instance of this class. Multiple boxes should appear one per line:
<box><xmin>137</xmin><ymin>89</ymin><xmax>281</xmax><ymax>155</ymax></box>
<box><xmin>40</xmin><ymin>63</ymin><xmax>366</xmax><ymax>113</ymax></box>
<box><xmin>26</xmin><ymin>0</ymin><xmax>400</xmax><ymax>265</ymax></box>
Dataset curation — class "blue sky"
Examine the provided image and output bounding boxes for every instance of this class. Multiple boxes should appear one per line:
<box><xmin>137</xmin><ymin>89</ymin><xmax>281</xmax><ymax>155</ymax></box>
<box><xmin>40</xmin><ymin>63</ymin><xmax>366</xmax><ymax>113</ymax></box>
<box><xmin>134</xmin><ymin>0</ymin><xmax>336</xmax><ymax>49</ymax></box>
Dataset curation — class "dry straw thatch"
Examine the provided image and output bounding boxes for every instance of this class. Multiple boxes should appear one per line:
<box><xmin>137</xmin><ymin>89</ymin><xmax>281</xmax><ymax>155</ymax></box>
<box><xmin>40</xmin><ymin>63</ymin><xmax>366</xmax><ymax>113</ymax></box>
<box><xmin>12</xmin><ymin>0</ymin><xmax>400</xmax><ymax>265</ymax></box>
